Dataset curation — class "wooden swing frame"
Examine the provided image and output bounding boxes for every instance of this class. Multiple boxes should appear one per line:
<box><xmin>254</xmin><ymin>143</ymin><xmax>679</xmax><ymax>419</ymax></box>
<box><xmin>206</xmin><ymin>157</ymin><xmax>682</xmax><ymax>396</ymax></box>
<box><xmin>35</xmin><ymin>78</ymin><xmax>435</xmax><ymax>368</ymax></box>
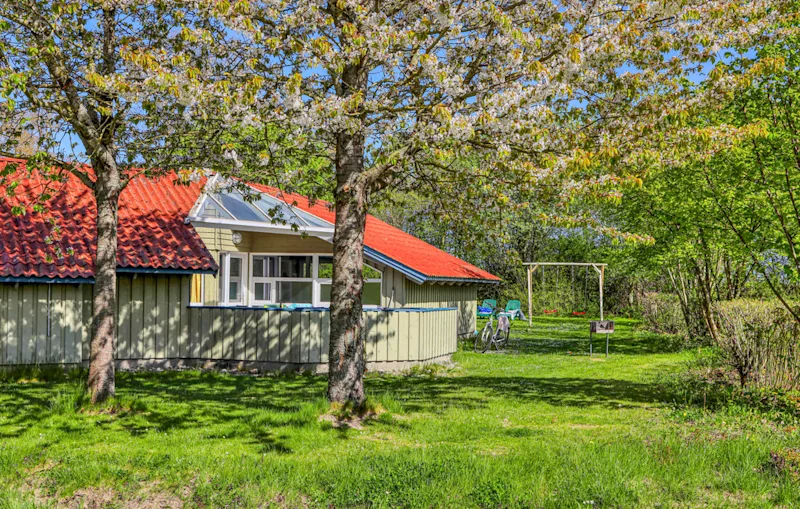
<box><xmin>524</xmin><ymin>262</ymin><xmax>608</xmax><ymax>327</ymax></box>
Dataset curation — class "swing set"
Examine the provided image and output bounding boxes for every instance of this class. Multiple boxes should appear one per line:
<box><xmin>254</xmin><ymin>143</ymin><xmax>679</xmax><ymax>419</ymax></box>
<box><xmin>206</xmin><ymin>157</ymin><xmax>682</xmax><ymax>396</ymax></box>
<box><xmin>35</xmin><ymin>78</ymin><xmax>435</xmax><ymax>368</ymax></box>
<box><xmin>524</xmin><ymin>262</ymin><xmax>607</xmax><ymax>327</ymax></box>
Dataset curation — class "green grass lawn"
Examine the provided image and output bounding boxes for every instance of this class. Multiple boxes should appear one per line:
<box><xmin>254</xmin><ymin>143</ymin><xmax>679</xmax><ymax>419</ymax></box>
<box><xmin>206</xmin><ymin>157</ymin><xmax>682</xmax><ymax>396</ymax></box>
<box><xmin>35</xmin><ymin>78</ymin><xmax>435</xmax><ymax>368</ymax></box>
<box><xmin>1</xmin><ymin>317</ymin><xmax>799</xmax><ymax>508</ymax></box>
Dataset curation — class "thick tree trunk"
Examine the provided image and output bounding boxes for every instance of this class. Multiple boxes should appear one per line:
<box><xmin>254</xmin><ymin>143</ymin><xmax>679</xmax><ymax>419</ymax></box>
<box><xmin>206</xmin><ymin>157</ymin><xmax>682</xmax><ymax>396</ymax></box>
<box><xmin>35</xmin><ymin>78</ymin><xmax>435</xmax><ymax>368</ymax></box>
<box><xmin>87</xmin><ymin>154</ymin><xmax>120</xmax><ymax>403</ymax></box>
<box><xmin>327</xmin><ymin>131</ymin><xmax>368</xmax><ymax>405</ymax></box>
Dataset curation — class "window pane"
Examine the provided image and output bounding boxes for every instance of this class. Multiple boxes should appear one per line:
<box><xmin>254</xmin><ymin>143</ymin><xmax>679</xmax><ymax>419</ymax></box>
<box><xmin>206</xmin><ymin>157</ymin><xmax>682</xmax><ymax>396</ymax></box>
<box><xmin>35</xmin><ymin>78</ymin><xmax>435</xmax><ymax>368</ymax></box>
<box><xmin>216</xmin><ymin>192</ymin><xmax>266</xmax><ymax>222</ymax></box>
<box><xmin>318</xmin><ymin>256</ymin><xmax>334</xmax><ymax>279</ymax></box>
<box><xmin>278</xmin><ymin>281</ymin><xmax>312</xmax><ymax>304</ymax></box>
<box><xmin>363</xmin><ymin>265</ymin><xmax>381</xmax><ymax>280</ymax></box>
<box><xmin>228</xmin><ymin>281</ymin><xmax>240</xmax><ymax>302</ymax></box>
<box><xmin>202</xmin><ymin>200</ymin><xmax>233</xmax><ymax>219</ymax></box>
<box><xmin>252</xmin><ymin>255</ymin><xmax>274</xmax><ymax>278</ymax></box>
<box><xmin>363</xmin><ymin>282</ymin><xmax>381</xmax><ymax>306</ymax></box>
<box><xmin>254</xmin><ymin>282</ymin><xmax>270</xmax><ymax>302</ymax></box>
<box><xmin>229</xmin><ymin>257</ymin><xmax>242</xmax><ymax>277</ymax></box>
<box><xmin>320</xmin><ymin>283</ymin><xmax>331</xmax><ymax>303</ymax></box>
<box><xmin>278</xmin><ymin>256</ymin><xmax>312</xmax><ymax>278</ymax></box>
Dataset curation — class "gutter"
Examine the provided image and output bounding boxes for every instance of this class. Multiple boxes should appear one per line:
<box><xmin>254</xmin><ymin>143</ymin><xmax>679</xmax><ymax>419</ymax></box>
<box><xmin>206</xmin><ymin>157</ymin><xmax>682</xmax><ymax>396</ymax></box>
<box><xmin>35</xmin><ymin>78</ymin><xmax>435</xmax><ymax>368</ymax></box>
<box><xmin>0</xmin><ymin>267</ymin><xmax>216</xmax><ymax>285</ymax></box>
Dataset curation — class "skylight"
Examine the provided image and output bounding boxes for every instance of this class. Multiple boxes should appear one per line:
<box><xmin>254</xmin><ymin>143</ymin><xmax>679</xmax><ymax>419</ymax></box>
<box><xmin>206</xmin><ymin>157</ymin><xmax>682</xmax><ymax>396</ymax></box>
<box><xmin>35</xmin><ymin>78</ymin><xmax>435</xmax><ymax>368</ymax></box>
<box><xmin>186</xmin><ymin>175</ymin><xmax>334</xmax><ymax>237</ymax></box>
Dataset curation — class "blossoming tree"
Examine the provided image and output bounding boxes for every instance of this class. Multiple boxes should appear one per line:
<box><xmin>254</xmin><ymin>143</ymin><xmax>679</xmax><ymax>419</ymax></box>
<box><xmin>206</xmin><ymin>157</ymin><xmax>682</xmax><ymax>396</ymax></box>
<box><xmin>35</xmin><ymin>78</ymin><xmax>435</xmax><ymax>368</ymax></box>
<box><xmin>0</xmin><ymin>1</ymin><xmax>246</xmax><ymax>402</ymax></box>
<box><xmin>213</xmin><ymin>0</ymin><xmax>788</xmax><ymax>404</ymax></box>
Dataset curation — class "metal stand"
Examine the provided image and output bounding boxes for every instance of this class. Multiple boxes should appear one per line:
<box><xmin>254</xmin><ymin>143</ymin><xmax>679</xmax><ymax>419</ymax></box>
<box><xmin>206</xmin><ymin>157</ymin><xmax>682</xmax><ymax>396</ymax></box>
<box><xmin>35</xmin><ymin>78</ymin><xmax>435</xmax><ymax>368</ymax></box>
<box><xmin>589</xmin><ymin>320</ymin><xmax>614</xmax><ymax>357</ymax></box>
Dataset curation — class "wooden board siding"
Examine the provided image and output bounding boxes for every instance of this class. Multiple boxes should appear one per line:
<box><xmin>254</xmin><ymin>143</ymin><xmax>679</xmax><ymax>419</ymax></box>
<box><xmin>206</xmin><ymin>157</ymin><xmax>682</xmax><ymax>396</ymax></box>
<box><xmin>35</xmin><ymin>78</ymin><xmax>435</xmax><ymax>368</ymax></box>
<box><xmin>0</xmin><ymin>278</ymin><xmax>457</xmax><ymax>368</ymax></box>
<box><xmin>0</xmin><ymin>283</ymin><xmax>89</xmax><ymax>365</ymax></box>
<box><xmin>404</xmin><ymin>281</ymin><xmax>477</xmax><ymax>336</ymax></box>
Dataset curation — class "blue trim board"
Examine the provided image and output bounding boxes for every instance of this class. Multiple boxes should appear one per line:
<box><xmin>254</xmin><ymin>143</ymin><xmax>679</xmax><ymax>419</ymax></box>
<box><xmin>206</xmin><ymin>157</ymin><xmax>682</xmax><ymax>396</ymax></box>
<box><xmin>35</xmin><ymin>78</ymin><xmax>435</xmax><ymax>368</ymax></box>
<box><xmin>0</xmin><ymin>267</ymin><xmax>214</xmax><ymax>285</ymax></box>
<box><xmin>189</xmin><ymin>305</ymin><xmax>331</xmax><ymax>312</ymax></box>
<box><xmin>117</xmin><ymin>267</ymin><xmax>217</xmax><ymax>275</ymax></box>
<box><xmin>364</xmin><ymin>247</ymin><xmax>427</xmax><ymax>284</ymax></box>
<box><xmin>187</xmin><ymin>305</ymin><xmax>457</xmax><ymax>313</ymax></box>
<box><xmin>0</xmin><ymin>276</ymin><xmax>94</xmax><ymax>284</ymax></box>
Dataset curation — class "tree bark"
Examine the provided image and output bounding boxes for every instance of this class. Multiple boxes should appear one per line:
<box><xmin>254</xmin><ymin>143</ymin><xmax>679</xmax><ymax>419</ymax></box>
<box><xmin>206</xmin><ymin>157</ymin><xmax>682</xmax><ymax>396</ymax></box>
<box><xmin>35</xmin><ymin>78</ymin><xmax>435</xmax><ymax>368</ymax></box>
<box><xmin>87</xmin><ymin>152</ymin><xmax>120</xmax><ymax>403</ymax></box>
<box><xmin>327</xmin><ymin>130</ymin><xmax>368</xmax><ymax>405</ymax></box>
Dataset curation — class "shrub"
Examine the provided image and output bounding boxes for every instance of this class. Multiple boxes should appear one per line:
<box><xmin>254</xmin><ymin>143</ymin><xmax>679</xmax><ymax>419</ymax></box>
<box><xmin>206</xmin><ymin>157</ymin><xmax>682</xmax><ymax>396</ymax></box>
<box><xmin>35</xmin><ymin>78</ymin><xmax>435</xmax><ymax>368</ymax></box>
<box><xmin>640</xmin><ymin>292</ymin><xmax>685</xmax><ymax>335</ymax></box>
<box><xmin>714</xmin><ymin>300</ymin><xmax>800</xmax><ymax>390</ymax></box>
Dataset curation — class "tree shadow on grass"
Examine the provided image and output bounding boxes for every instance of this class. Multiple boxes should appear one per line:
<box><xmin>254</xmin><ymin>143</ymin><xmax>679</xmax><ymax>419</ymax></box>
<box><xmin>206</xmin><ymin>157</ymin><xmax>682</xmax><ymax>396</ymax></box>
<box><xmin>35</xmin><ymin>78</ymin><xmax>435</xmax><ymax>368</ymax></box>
<box><xmin>489</xmin><ymin>317</ymin><xmax>686</xmax><ymax>356</ymax></box>
<box><xmin>367</xmin><ymin>374</ymin><xmax>670</xmax><ymax>414</ymax></box>
<box><xmin>0</xmin><ymin>368</ymin><xmax>669</xmax><ymax>451</ymax></box>
<box><xmin>0</xmin><ymin>371</ymin><xmax>329</xmax><ymax>452</ymax></box>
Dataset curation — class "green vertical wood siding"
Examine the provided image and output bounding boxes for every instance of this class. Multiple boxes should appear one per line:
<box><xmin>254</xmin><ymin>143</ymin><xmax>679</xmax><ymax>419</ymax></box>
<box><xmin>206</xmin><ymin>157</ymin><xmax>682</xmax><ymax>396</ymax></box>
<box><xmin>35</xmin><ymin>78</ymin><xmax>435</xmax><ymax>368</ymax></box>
<box><xmin>0</xmin><ymin>277</ymin><xmax>458</xmax><ymax>368</ymax></box>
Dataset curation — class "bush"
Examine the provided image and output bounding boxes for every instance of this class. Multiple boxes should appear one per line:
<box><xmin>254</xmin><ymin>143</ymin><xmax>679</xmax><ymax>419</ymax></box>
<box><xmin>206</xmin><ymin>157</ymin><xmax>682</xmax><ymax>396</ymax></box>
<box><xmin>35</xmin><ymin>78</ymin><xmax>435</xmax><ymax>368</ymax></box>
<box><xmin>640</xmin><ymin>292</ymin><xmax>685</xmax><ymax>335</ymax></box>
<box><xmin>714</xmin><ymin>300</ymin><xmax>800</xmax><ymax>390</ymax></box>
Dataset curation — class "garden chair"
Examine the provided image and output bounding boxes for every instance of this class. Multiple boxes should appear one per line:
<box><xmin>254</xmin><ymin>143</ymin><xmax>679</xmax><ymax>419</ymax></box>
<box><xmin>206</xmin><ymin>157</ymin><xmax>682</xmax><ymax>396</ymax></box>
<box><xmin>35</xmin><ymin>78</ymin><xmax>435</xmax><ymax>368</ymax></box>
<box><xmin>502</xmin><ymin>300</ymin><xmax>526</xmax><ymax>321</ymax></box>
<box><xmin>477</xmin><ymin>299</ymin><xmax>497</xmax><ymax>318</ymax></box>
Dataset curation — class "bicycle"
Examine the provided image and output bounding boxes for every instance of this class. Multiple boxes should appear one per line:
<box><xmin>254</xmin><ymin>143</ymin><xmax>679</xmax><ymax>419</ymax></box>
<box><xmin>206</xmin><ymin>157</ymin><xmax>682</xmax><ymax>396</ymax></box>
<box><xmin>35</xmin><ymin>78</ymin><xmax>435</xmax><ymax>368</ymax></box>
<box><xmin>474</xmin><ymin>306</ymin><xmax>511</xmax><ymax>352</ymax></box>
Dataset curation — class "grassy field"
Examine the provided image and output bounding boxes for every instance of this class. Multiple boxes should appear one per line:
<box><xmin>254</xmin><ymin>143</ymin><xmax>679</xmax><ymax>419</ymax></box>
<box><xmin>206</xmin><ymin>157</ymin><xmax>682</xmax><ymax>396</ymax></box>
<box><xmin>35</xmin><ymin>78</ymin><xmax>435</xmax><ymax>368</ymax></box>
<box><xmin>1</xmin><ymin>317</ymin><xmax>799</xmax><ymax>508</ymax></box>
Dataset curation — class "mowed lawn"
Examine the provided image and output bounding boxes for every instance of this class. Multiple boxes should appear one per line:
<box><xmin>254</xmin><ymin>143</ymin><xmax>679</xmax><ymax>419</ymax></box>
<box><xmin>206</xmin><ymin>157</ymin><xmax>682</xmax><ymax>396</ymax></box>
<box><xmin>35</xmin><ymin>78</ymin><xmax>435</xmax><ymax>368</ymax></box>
<box><xmin>1</xmin><ymin>317</ymin><xmax>799</xmax><ymax>508</ymax></box>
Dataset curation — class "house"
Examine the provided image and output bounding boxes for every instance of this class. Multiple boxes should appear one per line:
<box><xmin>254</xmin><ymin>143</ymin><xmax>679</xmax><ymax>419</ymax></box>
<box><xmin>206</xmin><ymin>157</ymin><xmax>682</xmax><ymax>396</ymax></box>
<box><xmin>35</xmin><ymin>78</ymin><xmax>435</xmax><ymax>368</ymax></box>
<box><xmin>0</xmin><ymin>157</ymin><xmax>498</xmax><ymax>370</ymax></box>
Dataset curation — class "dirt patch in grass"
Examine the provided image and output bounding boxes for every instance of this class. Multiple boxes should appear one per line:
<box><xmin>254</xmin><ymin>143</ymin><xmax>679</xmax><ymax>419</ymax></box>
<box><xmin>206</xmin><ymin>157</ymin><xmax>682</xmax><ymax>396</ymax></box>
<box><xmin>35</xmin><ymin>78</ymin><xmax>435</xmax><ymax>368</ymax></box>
<box><xmin>319</xmin><ymin>410</ymin><xmax>382</xmax><ymax>430</ymax></box>
<box><xmin>24</xmin><ymin>477</ymin><xmax>186</xmax><ymax>509</ymax></box>
<box><xmin>319</xmin><ymin>400</ymin><xmax>388</xmax><ymax>430</ymax></box>
<box><xmin>58</xmin><ymin>485</ymin><xmax>184</xmax><ymax>509</ymax></box>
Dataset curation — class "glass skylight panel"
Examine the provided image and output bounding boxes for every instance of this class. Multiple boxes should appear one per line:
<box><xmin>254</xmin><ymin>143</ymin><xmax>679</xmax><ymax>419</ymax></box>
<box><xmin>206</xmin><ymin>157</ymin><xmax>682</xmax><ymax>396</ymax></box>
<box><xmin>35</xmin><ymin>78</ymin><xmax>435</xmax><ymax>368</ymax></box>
<box><xmin>201</xmin><ymin>198</ymin><xmax>233</xmax><ymax>219</ymax></box>
<box><xmin>196</xmin><ymin>180</ymin><xmax>333</xmax><ymax>231</ymax></box>
<box><xmin>213</xmin><ymin>191</ymin><xmax>267</xmax><ymax>222</ymax></box>
<box><xmin>254</xmin><ymin>194</ymin><xmax>332</xmax><ymax>229</ymax></box>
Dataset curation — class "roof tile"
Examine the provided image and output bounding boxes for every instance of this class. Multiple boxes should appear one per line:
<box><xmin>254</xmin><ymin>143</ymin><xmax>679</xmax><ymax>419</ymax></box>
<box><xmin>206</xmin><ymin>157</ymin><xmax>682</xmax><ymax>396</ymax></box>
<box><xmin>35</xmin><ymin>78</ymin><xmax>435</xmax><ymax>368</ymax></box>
<box><xmin>0</xmin><ymin>158</ymin><xmax>217</xmax><ymax>279</ymax></box>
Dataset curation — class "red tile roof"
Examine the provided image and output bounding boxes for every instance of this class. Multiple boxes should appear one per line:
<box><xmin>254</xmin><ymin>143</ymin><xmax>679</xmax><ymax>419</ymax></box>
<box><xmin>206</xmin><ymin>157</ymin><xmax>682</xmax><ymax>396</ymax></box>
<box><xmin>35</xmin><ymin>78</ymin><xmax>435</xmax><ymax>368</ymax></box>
<box><xmin>0</xmin><ymin>157</ymin><xmax>217</xmax><ymax>280</ymax></box>
<box><xmin>250</xmin><ymin>184</ymin><xmax>499</xmax><ymax>282</ymax></box>
<box><xmin>0</xmin><ymin>157</ymin><xmax>497</xmax><ymax>283</ymax></box>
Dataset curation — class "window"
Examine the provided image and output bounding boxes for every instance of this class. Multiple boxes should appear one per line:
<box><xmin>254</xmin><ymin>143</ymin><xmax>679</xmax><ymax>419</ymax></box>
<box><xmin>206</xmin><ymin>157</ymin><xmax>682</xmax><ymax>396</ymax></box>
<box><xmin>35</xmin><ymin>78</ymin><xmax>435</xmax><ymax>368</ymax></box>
<box><xmin>249</xmin><ymin>254</ymin><xmax>315</xmax><ymax>305</ymax></box>
<box><xmin>219</xmin><ymin>252</ymin><xmax>246</xmax><ymax>305</ymax></box>
<box><xmin>317</xmin><ymin>256</ymin><xmax>382</xmax><ymax>307</ymax></box>
<box><xmin>278</xmin><ymin>281</ymin><xmax>313</xmax><ymax>303</ymax></box>
<box><xmin>220</xmin><ymin>252</ymin><xmax>382</xmax><ymax>307</ymax></box>
<box><xmin>278</xmin><ymin>256</ymin><xmax>312</xmax><ymax>278</ymax></box>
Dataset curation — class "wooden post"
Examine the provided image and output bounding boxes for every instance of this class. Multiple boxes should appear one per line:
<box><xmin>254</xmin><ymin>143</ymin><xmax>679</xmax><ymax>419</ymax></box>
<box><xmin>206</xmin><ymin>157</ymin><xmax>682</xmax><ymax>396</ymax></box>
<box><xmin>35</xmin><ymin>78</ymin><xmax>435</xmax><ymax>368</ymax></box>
<box><xmin>599</xmin><ymin>265</ymin><xmax>605</xmax><ymax>321</ymax></box>
<box><xmin>527</xmin><ymin>265</ymin><xmax>533</xmax><ymax>328</ymax></box>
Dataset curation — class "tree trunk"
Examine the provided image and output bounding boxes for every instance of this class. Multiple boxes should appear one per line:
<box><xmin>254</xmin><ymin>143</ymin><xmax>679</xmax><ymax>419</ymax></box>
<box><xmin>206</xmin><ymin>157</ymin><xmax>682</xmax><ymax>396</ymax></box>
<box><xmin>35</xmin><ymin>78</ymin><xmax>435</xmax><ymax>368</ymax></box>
<box><xmin>87</xmin><ymin>154</ymin><xmax>120</xmax><ymax>403</ymax></box>
<box><xmin>692</xmin><ymin>260</ymin><xmax>721</xmax><ymax>344</ymax></box>
<box><xmin>327</xmin><ymin>130</ymin><xmax>368</xmax><ymax>405</ymax></box>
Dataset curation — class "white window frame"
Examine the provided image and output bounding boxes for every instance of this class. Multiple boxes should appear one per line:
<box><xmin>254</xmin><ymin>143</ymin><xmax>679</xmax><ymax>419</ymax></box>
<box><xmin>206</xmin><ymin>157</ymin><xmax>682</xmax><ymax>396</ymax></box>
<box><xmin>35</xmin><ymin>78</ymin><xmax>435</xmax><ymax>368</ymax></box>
<box><xmin>315</xmin><ymin>255</ymin><xmax>383</xmax><ymax>308</ymax></box>
<box><xmin>248</xmin><ymin>253</ymin><xmax>315</xmax><ymax>306</ymax></box>
<box><xmin>244</xmin><ymin>253</ymin><xmax>382</xmax><ymax>308</ymax></box>
<box><xmin>249</xmin><ymin>254</ymin><xmax>276</xmax><ymax>306</ymax></box>
<box><xmin>220</xmin><ymin>252</ymin><xmax>247</xmax><ymax>306</ymax></box>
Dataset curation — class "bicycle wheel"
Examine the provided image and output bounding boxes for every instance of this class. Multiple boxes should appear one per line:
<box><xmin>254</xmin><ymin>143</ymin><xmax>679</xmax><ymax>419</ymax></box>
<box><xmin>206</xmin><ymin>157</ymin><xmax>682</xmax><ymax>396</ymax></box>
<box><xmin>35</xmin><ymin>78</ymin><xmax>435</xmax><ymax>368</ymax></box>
<box><xmin>475</xmin><ymin>324</ymin><xmax>492</xmax><ymax>352</ymax></box>
<box><xmin>496</xmin><ymin>329</ymin><xmax>510</xmax><ymax>349</ymax></box>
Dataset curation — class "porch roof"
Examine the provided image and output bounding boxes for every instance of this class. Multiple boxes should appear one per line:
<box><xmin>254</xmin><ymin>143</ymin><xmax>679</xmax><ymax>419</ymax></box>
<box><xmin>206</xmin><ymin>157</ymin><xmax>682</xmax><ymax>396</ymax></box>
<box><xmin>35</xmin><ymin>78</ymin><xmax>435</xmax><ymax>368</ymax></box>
<box><xmin>192</xmin><ymin>176</ymin><xmax>499</xmax><ymax>284</ymax></box>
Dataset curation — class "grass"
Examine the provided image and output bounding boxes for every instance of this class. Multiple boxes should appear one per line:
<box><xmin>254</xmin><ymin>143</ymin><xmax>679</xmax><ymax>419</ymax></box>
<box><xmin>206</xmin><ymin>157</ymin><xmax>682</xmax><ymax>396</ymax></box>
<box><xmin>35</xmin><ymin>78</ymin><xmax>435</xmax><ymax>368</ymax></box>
<box><xmin>1</xmin><ymin>316</ymin><xmax>799</xmax><ymax>507</ymax></box>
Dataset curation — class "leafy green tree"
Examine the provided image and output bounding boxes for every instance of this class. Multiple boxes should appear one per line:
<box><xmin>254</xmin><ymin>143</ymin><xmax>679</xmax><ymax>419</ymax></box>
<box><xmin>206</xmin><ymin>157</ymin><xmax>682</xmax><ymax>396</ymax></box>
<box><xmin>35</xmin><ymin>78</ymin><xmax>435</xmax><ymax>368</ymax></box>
<box><xmin>0</xmin><ymin>1</ymin><xmax>244</xmax><ymax>402</ymax></box>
